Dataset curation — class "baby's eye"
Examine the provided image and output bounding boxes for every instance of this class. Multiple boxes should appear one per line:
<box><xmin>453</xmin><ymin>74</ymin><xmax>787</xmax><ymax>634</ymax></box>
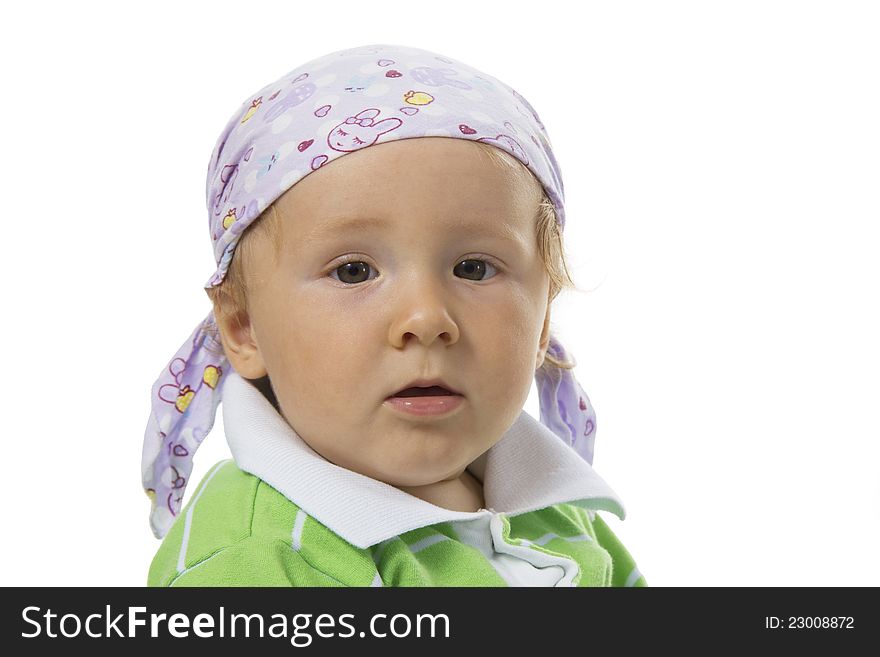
<box><xmin>329</xmin><ymin>258</ymin><xmax>499</xmax><ymax>285</ymax></box>
<box><xmin>332</xmin><ymin>261</ymin><xmax>377</xmax><ymax>285</ymax></box>
<box><xmin>453</xmin><ymin>258</ymin><xmax>499</xmax><ymax>281</ymax></box>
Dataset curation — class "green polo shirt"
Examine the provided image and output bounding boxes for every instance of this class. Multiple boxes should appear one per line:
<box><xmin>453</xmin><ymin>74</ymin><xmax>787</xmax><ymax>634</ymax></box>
<box><xmin>148</xmin><ymin>372</ymin><xmax>647</xmax><ymax>587</ymax></box>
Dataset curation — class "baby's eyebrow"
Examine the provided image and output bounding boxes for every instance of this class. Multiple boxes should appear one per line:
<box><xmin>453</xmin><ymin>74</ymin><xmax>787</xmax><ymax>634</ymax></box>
<box><xmin>303</xmin><ymin>215</ymin><xmax>526</xmax><ymax>248</ymax></box>
<box><xmin>302</xmin><ymin>215</ymin><xmax>390</xmax><ymax>241</ymax></box>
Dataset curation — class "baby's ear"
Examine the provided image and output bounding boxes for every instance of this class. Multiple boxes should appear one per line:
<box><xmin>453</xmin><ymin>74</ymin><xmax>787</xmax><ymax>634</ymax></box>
<box><xmin>211</xmin><ymin>305</ymin><xmax>268</xmax><ymax>379</ymax></box>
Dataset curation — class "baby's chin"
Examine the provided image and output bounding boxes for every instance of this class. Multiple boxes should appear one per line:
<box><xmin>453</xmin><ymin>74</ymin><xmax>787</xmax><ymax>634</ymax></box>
<box><xmin>354</xmin><ymin>454</ymin><xmax>473</xmax><ymax>489</ymax></box>
<box><xmin>310</xmin><ymin>430</ymin><xmax>478</xmax><ymax>484</ymax></box>
<box><xmin>402</xmin><ymin>459</ymin><xmax>482</xmax><ymax>488</ymax></box>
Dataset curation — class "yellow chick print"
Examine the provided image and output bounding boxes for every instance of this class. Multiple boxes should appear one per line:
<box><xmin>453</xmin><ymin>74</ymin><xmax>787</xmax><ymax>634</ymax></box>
<box><xmin>203</xmin><ymin>365</ymin><xmax>221</xmax><ymax>390</ymax></box>
<box><xmin>222</xmin><ymin>208</ymin><xmax>238</xmax><ymax>230</ymax></box>
<box><xmin>240</xmin><ymin>97</ymin><xmax>262</xmax><ymax>124</ymax></box>
<box><xmin>175</xmin><ymin>385</ymin><xmax>196</xmax><ymax>414</ymax></box>
<box><xmin>404</xmin><ymin>91</ymin><xmax>434</xmax><ymax>106</ymax></box>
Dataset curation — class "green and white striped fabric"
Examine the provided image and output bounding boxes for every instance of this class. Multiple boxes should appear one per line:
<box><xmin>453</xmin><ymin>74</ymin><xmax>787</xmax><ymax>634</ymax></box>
<box><xmin>149</xmin><ymin>460</ymin><xmax>646</xmax><ymax>587</ymax></box>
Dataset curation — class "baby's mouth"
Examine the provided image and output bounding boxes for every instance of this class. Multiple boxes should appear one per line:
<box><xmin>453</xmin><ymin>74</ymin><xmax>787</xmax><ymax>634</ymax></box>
<box><xmin>383</xmin><ymin>385</ymin><xmax>466</xmax><ymax>418</ymax></box>
<box><xmin>392</xmin><ymin>386</ymin><xmax>456</xmax><ymax>398</ymax></box>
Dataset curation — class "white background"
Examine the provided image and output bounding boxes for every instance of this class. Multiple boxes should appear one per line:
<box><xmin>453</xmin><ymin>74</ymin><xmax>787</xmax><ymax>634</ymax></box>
<box><xmin>2</xmin><ymin>0</ymin><xmax>877</xmax><ymax>586</ymax></box>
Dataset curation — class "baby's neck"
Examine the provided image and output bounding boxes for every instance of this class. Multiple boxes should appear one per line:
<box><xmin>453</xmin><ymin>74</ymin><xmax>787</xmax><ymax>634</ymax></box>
<box><xmin>397</xmin><ymin>468</ymin><xmax>486</xmax><ymax>512</ymax></box>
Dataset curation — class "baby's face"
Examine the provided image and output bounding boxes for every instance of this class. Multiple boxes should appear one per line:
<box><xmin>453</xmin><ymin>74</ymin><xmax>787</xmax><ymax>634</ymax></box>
<box><xmin>225</xmin><ymin>137</ymin><xmax>551</xmax><ymax>488</ymax></box>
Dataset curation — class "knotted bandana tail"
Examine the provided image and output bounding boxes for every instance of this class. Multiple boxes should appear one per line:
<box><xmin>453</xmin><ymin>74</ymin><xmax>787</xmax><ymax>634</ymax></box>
<box><xmin>142</xmin><ymin>312</ymin><xmax>228</xmax><ymax>537</ymax></box>
<box><xmin>534</xmin><ymin>335</ymin><xmax>597</xmax><ymax>466</ymax></box>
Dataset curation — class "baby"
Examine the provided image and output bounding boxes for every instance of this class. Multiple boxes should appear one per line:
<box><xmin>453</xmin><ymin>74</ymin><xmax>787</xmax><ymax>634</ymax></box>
<box><xmin>142</xmin><ymin>44</ymin><xmax>646</xmax><ymax>587</ymax></box>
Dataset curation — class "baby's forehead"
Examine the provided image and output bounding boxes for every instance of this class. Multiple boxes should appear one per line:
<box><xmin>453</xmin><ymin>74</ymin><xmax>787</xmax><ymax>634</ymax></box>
<box><xmin>294</xmin><ymin>176</ymin><xmax>540</xmax><ymax>238</ymax></box>
<box><xmin>263</xmin><ymin>140</ymin><xmax>546</xmax><ymax>257</ymax></box>
<box><xmin>313</xmin><ymin>214</ymin><xmax>530</xmax><ymax>238</ymax></box>
<box><xmin>282</xmin><ymin>166</ymin><xmax>540</xmax><ymax>236</ymax></box>
<box><xmin>288</xmin><ymin>211</ymin><xmax>532</xmax><ymax>252</ymax></box>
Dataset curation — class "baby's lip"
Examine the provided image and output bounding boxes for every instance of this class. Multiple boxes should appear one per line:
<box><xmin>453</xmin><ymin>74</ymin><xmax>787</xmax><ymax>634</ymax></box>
<box><xmin>388</xmin><ymin>377</ymin><xmax>463</xmax><ymax>398</ymax></box>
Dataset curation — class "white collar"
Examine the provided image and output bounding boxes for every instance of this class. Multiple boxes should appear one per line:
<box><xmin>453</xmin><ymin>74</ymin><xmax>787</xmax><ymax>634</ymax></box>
<box><xmin>222</xmin><ymin>370</ymin><xmax>626</xmax><ymax>549</ymax></box>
